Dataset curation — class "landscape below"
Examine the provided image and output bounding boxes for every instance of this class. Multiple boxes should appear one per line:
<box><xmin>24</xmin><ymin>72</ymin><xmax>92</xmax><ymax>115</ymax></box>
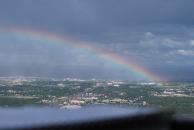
<box><xmin>0</xmin><ymin>77</ymin><xmax>194</xmax><ymax>116</ymax></box>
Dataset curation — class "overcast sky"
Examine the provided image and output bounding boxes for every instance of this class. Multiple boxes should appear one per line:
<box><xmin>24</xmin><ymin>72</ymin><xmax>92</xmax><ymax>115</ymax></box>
<box><xmin>0</xmin><ymin>0</ymin><xmax>194</xmax><ymax>81</ymax></box>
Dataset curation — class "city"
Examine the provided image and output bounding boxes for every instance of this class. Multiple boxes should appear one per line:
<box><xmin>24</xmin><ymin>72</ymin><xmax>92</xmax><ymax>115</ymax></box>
<box><xmin>0</xmin><ymin>77</ymin><xmax>194</xmax><ymax>116</ymax></box>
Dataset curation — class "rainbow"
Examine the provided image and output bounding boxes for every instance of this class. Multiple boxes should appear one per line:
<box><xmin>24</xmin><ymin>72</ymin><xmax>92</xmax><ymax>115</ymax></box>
<box><xmin>0</xmin><ymin>27</ymin><xmax>164</xmax><ymax>82</ymax></box>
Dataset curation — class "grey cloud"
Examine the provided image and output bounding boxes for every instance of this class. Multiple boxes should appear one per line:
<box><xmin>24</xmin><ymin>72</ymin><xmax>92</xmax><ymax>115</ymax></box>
<box><xmin>190</xmin><ymin>40</ymin><xmax>194</xmax><ymax>46</ymax></box>
<box><xmin>177</xmin><ymin>49</ymin><xmax>194</xmax><ymax>56</ymax></box>
<box><xmin>0</xmin><ymin>0</ymin><xmax>194</xmax><ymax>80</ymax></box>
<box><xmin>0</xmin><ymin>0</ymin><xmax>194</xmax><ymax>38</ymax></box>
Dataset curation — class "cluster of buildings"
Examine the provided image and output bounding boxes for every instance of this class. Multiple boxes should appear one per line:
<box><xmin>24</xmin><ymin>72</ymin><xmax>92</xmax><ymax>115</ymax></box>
<box><xmin>152</xmin><ymin>88</ymin><xmax>194</xmax><ymax>97</ymax></box>
<box><xmin>39</xmin><ymin>92</ymin><xmax>132</xmax><ymax>109</ymax></box>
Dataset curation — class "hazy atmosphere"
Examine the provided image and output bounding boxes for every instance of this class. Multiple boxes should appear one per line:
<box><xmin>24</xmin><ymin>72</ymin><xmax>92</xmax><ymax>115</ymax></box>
<box><xmin>0</xmin><ymin>0</ymin><xmax>194</xmax><ymax>81</ymax></box>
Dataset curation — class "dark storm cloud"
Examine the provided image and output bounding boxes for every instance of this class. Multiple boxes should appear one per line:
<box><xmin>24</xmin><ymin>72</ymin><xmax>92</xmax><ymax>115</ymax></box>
<box><xmin>0</xmin><ymin>0</ymin><xmax>194</xmax><ymax>80</ymax></box>
<box><xmin>0</xmin><ymin>0</ymin><xmax>194</xmax><ymax>37</ymax></box>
